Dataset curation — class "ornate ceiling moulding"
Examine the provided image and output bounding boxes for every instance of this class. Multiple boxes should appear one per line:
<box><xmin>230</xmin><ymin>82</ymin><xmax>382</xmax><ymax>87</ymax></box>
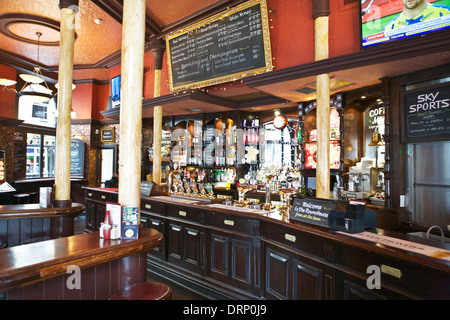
<box><xmin>0</xmin><ymin>13</ymin><xmax>78</xmax><ymax>46</ymax></box>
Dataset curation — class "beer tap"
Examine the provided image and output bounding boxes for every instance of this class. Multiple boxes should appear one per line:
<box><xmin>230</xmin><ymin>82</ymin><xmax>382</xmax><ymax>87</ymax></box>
<box><xmin>263</xmin><ymin>175</ymin><xmax>275</xmax><ymax>210</ymax></box>
<box><xmin>278</xmin><ymin>188</ymin><xmax>298</xmax><ymax>218</ymax></box>
<box><xmin>235</xmin><ymin>185</ymin><xmax>255</xmax><ymax>207</ymax></box>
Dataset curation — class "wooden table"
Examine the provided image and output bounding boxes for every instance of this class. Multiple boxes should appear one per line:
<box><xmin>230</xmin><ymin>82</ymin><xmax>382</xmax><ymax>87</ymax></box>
<box><xmin>0</xmin><ymin>228</ymin><xmax>162</xmax><ymax>300</ymax></box>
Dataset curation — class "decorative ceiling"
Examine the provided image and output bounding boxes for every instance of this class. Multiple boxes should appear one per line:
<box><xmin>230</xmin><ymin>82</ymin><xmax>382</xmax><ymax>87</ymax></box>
<box><xmin>0</xmin><ymin>0</ymin><xmax>243</xmax><ymax>82</ymax></box>
<box><xmin>0</xmin><ymin>0</ymin><xmax>449</xmax><ymax>118</ymax></box>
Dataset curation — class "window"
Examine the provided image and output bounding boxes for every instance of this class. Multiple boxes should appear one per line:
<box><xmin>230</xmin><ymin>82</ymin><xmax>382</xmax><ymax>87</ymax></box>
<box><xmin>25</xmin><ymin>133</ymin><xmax>56</xmax><ymax>179</ymax></box>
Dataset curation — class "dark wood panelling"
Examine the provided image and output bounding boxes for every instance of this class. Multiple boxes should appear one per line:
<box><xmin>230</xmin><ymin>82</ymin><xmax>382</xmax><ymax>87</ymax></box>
<box><xmin>86</xmin><ymin>188</ymin><xmax>450</xmax><ymax>300</ymax></box>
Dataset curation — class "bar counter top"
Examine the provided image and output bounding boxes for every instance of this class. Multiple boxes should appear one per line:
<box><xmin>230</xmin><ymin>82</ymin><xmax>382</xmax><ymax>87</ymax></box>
<box><xmin>0</xmin><ymin>202</ymin><xmax>85</xmax><ymax>219</ymax></box>
<box><xmin>84</xmin><ymin>187</ymin><xmax>450</xmax><ymax>270</ymax></box>
<box><xmin>0</xmin><ymin>228</ymin><xmax>162</xmax><ymax>292</ymax></box>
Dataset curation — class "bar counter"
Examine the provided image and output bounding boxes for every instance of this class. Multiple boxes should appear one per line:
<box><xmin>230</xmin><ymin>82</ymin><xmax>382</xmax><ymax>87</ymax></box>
<box><xmin>84</xmin><ymin>187</ymin><xmax>450</xmax><ymax>300</ymax></box>
<box><xmin>0</xmin><ymin>202</ymin><xmax>85</xmax><ymax>248</ymax></box>
<box><xmin>0</xmin><ymin>228</ymin><xmax>162</xmax><ymax>299</ymax></box>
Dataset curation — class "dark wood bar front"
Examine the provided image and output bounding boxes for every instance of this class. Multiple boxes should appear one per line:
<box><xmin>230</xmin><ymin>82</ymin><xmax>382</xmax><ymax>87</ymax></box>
<box><xmin>0</xmin><ymin>228</ymin><xmax>162</xmax><ymax>300</ymax></box>
<box><xmin>84</xmin><ymin>187</ymin><xmax>450</xmax><ymax>300</ymax></box>
<box><xmin>0</xmin><ymin>203</ymin><xmax>85</xmax><ymax>248</ymax></box>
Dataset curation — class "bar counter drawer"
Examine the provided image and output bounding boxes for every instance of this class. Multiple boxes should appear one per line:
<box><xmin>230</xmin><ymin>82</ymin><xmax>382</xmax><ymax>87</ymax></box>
<box><xmin>262</xmin><ymin>221</ymin><xmax>326</xmax><ymax>259</ymax></box>
<box><xmin>167</xmin><ymin>204</ymin><xmax>206</xmax><ymax>224</ymax></box>
<box><xmin>141</xmin><ymin>198</ymin><xmax>166</xmax><ymax>215</ymax></box>
<box><xmin>85</xmin><ymin>189</ymin><xmax>118</xmax><ymax>203</ymax></box>
<box><xmin>209</xmin><ymin>211</ymin><xmax>260</xmax><ymax>236</ymax></box>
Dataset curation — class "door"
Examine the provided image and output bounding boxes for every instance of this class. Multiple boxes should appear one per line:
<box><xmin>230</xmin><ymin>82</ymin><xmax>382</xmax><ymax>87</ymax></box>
<box><xmin>101</xmin><ymin>148</ymin><xmax>114</xmax><ymax>187</ymax></box>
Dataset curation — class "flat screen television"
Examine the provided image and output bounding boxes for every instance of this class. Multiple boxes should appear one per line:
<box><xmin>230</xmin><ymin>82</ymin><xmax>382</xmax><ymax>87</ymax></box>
<box><xmin>360</xmin><ymin>0</ymin><xmax>450</xmax><ymax>49</ymax></box>
<box><xmin>111</xmin><ymin>75</ymin><xmax>121</xmax><ymax>102</ymax></box>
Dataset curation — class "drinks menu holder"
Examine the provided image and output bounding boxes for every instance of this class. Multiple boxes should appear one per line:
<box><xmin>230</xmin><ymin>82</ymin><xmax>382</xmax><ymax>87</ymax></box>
<box><xmin>100</xmin><ymin>203</ymin><xmax>139</xmax><ymax>240</ymax></box>
<box><xmin>121</xmin><ymin>206</ymin><xmax>139</xmax><ymax>240</ymax></box>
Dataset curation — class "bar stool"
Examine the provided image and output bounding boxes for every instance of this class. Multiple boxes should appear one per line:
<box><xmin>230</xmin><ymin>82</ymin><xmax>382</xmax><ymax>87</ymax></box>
<box><xmin>108</xmin><ymin>281</ymin><xmax>172</xmax><ymax>300</ymax></box>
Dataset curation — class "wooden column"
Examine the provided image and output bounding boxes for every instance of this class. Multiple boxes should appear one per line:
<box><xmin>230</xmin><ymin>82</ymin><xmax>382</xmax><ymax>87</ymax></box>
<box><xmin>54</xmin><ymin>0</ymin><xmax>78</xmax><ymax>207</ymax></box>
<box><xmin>313</xmin><ymin>0</ymin><xmax>330</xmax><ymax>199</ymax></box>
<box><xmin>150</xmin><ymin>38</ymin><xmax>166</xmax><ymax>185</ymax></box>
<box><xmin>118</xmin><ymin>0</ymin><xmax>146</xmax><ymax>216</ymax></box>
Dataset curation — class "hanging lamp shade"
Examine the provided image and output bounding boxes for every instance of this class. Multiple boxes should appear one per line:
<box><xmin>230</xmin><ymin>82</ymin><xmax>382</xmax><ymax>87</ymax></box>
<box><xmin>55</xmin><ymin>82</ymin><xmax>76</xmax><ymax>90</ymax></box>
<box><xmin>0</xmin><ymin>78</ymin><xmax>17</xmax><ymax>86</ymax></box>
<box><xmin>17</xmin><ymin>32</ymin><xmax>54</xmax><ymax>102</ymax></box>
<box><xmin>18</xmin><ymin>83</ymin><xmax>53</xmax><ymax>103</ymax></box>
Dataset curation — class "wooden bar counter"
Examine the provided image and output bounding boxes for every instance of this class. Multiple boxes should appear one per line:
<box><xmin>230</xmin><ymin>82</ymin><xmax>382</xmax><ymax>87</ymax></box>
<box><xmin>0</xmin><ymin>228</ymin><xmax>162</xmax><ymax>300</ymax></box>
<box><xmin>0</xmin><ymin>203</ymin><xmax>85</xmax><ymax>248</ymax></box>
<box><xmin>83</xmin><ymin>187</ymin><xmax>450</xmax><ymax>300</ymax></box>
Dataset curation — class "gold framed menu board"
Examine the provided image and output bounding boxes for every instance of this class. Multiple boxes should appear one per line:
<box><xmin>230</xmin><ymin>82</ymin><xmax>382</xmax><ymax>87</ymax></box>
<box><xmin>166</xmin><ymin>0</ymin><xmax>273</xmax><ymax>92</ymax></box>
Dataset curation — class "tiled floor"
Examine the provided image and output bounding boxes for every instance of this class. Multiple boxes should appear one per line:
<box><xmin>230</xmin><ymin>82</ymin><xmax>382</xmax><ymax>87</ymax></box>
<box><xmin>74</xmin><ymin>214</ymin><xmax>209</xmax><ymax>300</ymax></box>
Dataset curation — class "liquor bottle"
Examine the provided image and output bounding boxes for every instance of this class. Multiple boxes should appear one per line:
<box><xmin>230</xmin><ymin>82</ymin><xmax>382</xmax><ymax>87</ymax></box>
<box><xmin>301</xmin><ymin>177</ymin><xmax>307</xmax><ymax>196</ymax></box>
<box><xmin>180</xmin><ymin>168</ymin><xmax>184</xmax><ymax>182</ymax></box>
<box><xmin>254</xmin><ymin>116</ymin><xmax>260</xmax><ymax>127</ymax></box>
<box><xmin>186</xmin><ymin>168</ymin><xmax>191</xmax><ymax>182</ymax></box>
<box><xmin>194</xmin><ymin>169</ymin><xmax>199</xmax><ymax>183</ymax></box>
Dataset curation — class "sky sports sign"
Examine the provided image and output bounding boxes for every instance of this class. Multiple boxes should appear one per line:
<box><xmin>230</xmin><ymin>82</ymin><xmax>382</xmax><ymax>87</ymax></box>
<box><xmin>404</xmin><ymin>85</ymin><xmax>450</xmax><ymax>141</ymax></box>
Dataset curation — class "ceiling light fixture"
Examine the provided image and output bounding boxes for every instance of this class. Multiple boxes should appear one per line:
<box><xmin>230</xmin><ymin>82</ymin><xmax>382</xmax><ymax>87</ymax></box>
<box><xmin>17</xmin><ymin>32</ymin><xmax>54</xmax><ymax>103</ymax></box>
<box><xmin>55</xmin><ymin>82</ymin><xmax>76</xmax><ymax>90</ymax></box>
<box><xmin>0</xmin><ymin>78</ymin><xmax>17</xmax><ymax>94</ymax></box>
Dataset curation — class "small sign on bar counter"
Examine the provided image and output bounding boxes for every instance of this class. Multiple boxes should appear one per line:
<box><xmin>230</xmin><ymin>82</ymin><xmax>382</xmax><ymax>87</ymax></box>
<box><xmin>140</xmin><ymin>181</ymin><xmax>154</xmax><ymax>196</ymax></box>
<box><xmin>122</xmin><ymin>206</ymin><xmax>139</xmax><ymax>240</ymax></box>
<box><xmin>289</xmin><ymin>197</ymin><xmax>336</xmax><ymax>228</ymax></box>
<box><xmin>338</xmin><ymin>231</ymin><xmax>450</xmax><ymax>261</ymax></box>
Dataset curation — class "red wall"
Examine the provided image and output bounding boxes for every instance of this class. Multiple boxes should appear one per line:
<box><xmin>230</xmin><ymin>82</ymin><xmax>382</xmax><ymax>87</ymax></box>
<box><xmin>72</xmin><ymin>83</ymin><xmax>94</xmax><ymax>120</ymax></box>
<box><xmin>0</xmin><ymin>64</ymin><xmax>17</xmax><ymax>118</ymax></box>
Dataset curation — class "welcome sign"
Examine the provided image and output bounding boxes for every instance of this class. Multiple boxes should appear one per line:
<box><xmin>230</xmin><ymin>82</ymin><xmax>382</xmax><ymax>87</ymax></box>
<box><xmin>289</xmin><ymin>197</ymin><xmax>336</xmax><ymax>227</ymax></box>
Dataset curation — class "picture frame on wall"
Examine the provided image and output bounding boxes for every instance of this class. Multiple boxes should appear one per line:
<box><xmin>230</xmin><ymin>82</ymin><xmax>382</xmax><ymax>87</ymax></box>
<box><xmin>101</xmin><ymin>127</ymin><xmax>115</xmax><ymax>143</ymax></box>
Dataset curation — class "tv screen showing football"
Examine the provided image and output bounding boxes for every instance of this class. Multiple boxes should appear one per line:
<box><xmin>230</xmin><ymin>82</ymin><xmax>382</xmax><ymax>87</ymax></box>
<box><xmin>361</xmin><ymin>0</ymin><xmax>450</xmax><ymax>48</ymax></box>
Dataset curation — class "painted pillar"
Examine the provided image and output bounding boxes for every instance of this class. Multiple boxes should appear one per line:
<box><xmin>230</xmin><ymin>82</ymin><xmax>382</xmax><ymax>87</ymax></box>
<box><xmin>150</xmin><ymin>38</ymin><xmax>166</xmax><ymax>185</ymax></box>
<box><xmin>54</xmin><ymin>0</ymin><xmax>78</xmax><ymax>208</ymax></box>
<box><xmin>313</xmin><ymin>0</ymin><xmax>331</xmax><ymax>199</ymax></box>
<box><xmin>118</xmin><ymin>0</ymin><xmax>146</xmax><ymax>217</ymax></box>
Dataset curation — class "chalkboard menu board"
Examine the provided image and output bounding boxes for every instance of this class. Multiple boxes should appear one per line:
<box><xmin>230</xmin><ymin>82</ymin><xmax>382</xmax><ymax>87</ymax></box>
<box><xmin>289</xmin><ymin>197</ymin><xmax>336</xmax><ymax>228</ymax></box>
<box><xmin>404</xmin><ymin>85</ymin><xmax>450</xmax><ymax>142</ymax></box>
<box><xmin>71</xmin><ymin>139</ymin><xmax>85</xmax><ymax>178</ymax></box>
<box><xmin>203</xmin><ymin>125</ymin><xmax>215</xmax><ymax>167</ymax></box>
<box><xmin>13</xmin><ymin>130</ymin><xmax>27</xmax><ymax>180</ymax></box>
<box><xmin>166</xmin><ymin>0</ymin><xmax>272</xmax><ymax>92</ymax></box>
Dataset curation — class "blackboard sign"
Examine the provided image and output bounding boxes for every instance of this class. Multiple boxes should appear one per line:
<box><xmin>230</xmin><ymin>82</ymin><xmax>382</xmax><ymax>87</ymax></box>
<box><xmin>13</xmin><ymin>130</ymin><xmax>26</xmax><ymax>180</ymax></box>
<box><xmin>203</xmin><ymin>125</ymin><xmax>215</xmax><ymax>167</ymax></box>
<box><xmin>166</xmin><ymin>0</ymin><xmax>272</xmax><ymax>92</ymax></box>
<box><xmin>289</xmin><ymin>197</ymin><xmax>336</xmax><ymax>227</ymax></box>
<box><xmin>70</xmin><ymin>139</ymin><xmax>85</xmax><ymax>177</ymax></box>
<box><xmin>140</xmin><ymin>181</ymin><xmax>154</xmax><ymax>196</ymax></box>
<box><xmin>404</xmin><ymin>85</ymin><xmax>450</xmax><ymax>142</ymax></box>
